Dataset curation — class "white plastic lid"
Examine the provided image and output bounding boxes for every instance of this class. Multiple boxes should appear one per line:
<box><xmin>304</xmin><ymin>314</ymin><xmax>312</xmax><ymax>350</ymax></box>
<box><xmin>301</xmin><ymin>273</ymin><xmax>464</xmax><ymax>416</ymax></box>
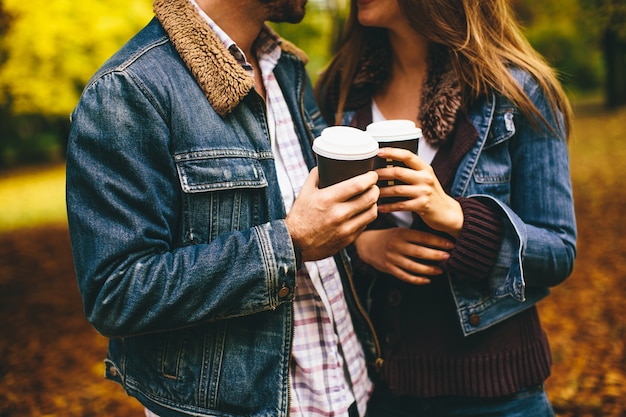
<box><xmin>312</xmin><ymin>126</ymin><xmax>379</xmax><ymax>160</ymax></box>
<box><xmin>366</xmin><ymin>119</ymin><xmax>423</xmax><ymax>142</ymax></box>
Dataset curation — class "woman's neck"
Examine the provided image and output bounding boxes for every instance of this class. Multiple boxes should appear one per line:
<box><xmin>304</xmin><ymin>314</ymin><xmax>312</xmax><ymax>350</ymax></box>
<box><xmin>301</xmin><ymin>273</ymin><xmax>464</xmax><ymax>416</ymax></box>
<box><xmin>388</xmin><ymin>27</ymin><xmax>429</xmax><ymax>76</ymax></box>
<box><xmin>374</xmin><ymin>29</ymin><xmax>429</xmax><ymax>124</ymax></box>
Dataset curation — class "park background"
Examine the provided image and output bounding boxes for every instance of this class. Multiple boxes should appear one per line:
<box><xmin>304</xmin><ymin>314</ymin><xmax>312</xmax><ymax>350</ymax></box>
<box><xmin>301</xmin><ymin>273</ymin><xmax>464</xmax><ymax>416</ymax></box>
<box><xmin>1</xmin><ymin>0</ymin><xmax>625</xmax><ymax>415</ymax></box>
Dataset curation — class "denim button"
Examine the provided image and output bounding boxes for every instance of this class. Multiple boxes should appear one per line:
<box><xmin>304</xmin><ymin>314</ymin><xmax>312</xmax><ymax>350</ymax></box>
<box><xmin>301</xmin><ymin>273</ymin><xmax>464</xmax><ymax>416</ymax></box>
<box><xmin>278</xmin><ymin>285</ymin><xmax>290</xmax><ymax>298</ymax></box>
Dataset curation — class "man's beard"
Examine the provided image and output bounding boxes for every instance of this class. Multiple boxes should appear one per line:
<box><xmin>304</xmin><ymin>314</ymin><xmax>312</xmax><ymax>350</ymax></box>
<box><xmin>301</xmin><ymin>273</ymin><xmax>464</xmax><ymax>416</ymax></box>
<box><xmin>262</xmin><ymin>0</ymin><xmax>307</xmax><ymax>23</ymax></box>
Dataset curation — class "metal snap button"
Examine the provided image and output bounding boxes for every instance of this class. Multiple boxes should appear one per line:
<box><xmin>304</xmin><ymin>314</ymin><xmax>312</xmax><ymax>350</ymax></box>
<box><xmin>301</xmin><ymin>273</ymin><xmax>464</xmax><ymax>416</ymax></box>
<box><xmin>469</xmin><ymin>314</ymin><xmax>481</xmax><ymax>326</ymax></box>
<box><xmin>278</xmin><ymin>285</ymin><xmax>290</xmax><ymax>298</ymax></box>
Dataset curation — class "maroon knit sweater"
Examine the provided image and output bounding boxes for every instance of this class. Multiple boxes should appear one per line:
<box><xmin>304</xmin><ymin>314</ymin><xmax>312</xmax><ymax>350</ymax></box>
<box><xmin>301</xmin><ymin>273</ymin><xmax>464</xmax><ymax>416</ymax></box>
<box><xmin>351</xmin><ymin>110</ymin><xmax>552</xmax><ymax>399</ymax></box>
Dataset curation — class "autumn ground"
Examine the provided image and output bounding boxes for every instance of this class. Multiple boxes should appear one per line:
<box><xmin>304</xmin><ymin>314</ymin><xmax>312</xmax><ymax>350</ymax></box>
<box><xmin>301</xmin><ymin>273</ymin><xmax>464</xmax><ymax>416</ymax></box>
<box><xmin>1</xmin><ymin>104</ymin><xmax>625</xmax><ymax>416</ymax></box>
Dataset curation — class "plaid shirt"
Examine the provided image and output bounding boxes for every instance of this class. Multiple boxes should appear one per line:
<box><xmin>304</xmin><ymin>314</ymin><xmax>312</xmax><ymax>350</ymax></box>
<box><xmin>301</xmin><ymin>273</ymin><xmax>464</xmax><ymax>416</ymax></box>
<box><xmin>188</xmin><ymin>2</ymin><xmax>372</xmax><ymax>416</ymax></box>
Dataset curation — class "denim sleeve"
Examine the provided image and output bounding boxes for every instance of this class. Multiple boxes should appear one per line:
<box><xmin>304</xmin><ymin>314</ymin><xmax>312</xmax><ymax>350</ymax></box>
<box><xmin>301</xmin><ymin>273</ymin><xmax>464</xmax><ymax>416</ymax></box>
<box><xmin>66</xmin><ymin>71</ymin><xmax>297</xmax><ymax>337</ymax></box>
<box><xmin>474</xmin><ymin>76</ymin><xmax>577</xmax><ymax>300</ymax></box>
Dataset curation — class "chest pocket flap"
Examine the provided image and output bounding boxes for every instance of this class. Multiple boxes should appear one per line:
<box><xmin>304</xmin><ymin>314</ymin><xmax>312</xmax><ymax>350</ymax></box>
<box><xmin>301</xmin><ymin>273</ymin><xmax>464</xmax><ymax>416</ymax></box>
<box><xmin>175</xmin><ymin>151</ymin><xmax>268</xmax><ymax>193</ymax></box>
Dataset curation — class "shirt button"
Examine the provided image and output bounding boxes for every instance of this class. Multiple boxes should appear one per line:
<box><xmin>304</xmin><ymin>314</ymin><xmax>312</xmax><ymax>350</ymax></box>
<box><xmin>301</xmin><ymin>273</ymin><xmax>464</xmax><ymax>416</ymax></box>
<box><xmin>469</xmin><ymin>314</ymin><xmax>481</xmax><ymax>326</ymax></box>
<box><xmin>278</xmin><ymin>285</ymin><xmax>290</xmax><ymax>298</ymax></box>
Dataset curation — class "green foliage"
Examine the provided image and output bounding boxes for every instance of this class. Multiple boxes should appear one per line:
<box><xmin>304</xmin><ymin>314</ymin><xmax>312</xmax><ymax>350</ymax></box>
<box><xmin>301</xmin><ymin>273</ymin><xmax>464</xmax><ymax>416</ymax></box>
<box><xmin>526</xmin><ymin>21</ymin><xmax>604</xmax><ymax>92</ymax></box>
<box><xmin>270</xmin><ymin>5</ymin><xmax>338</xmax><ymax>84</ymax></box>
<box><xmin>0</xmin><ymin>110</ymin><xmax>69</xmax><ymax>166</ymax></box>
<box><xmin>515</xmin><ymin>0</ymin><xmax>605</xmax><ymax>93</ymax></box>
<box><xmin>0</xmin><ymin>0</ymin><xmax>622</xmax><ymax>166</ymax></box>
<box><xmin>0</xmin><ymin>0</ymin><xmax>153</xmax><ymax>167</ymax></box>
<box><xmin>579</xmin><ymin>0</ymin><xmax>626</xmax><ymax>40</ymax></box>
<box><xmin>516</xmin><ymin>0</ymin><xmax>626</xmax><ymax>101</ymax></box>
<box><xmin>0</xmin><ymin>0</ymin><xmax>153</xmax><ymax>117</ymax></box>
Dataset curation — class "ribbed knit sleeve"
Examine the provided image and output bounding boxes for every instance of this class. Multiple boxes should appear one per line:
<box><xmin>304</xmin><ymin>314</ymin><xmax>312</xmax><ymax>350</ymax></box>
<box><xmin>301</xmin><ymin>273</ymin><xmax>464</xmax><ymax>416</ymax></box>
<box><xmin>442</xmin><ymin>197</ymin><xmax>504</xmax><ymax>281</ymax></box>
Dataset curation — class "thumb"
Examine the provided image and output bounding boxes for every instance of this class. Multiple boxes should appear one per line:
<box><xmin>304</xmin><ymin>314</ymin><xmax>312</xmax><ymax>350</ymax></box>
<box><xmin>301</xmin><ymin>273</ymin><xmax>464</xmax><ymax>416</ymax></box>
<box><xmin>300</xmin><ymin>167</ymin><xmax>320</xmax><ymax>192</ymax></box>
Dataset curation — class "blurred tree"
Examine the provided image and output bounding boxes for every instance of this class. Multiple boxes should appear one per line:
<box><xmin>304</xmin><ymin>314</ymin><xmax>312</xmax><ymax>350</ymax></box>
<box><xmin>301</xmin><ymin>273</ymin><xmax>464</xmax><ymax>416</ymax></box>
<box><xmin>513</xmin><ymin>0</ymin><xmax>604</xmax><ymax>95</ymax></box>
<box><xmin>514</xmin><ymin>0</ymin><xmax>626</xmax><ymax>108</ymax></box>
<box><xmin>322</xmin><ymin>0</ymin><xmax>349</xmax><ymax>54</ymax></box>
<box><xmin>0</xmin><ymin>0</ymin><xmax>620</xmax><ymax>167</ymax></box>
<box><xmin>579</xmin><ymin>0</ymin><xmax>626</xmax><ymax>108</ymax></box>
<box><xmin>271</xmin><ymin>0</ymin><xmax>347</xmax><ymax>84</ymax></box>
<box><xmin>0</xmin><ymin>0</ymin><xmax>152</xmax><ymax>117</ymax></box>
<box><xmin>0</xmin><ymin>0</ymin><xmax>153</xmax><ymax>167</ymax></box>
<box><xmin>0</xmin><ymin>0</ymin><xmax>11</xmax><ymax>38</ymax></box>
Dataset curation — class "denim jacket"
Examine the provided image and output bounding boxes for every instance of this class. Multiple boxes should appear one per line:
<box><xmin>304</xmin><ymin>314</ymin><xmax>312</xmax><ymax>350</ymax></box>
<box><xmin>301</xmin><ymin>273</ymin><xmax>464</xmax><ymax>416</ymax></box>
<box><xmin>343</xmin><ymin>67</ymin><xmax>576</xmax><ymax>337</ymax></box>
<box><xmin>452</xmin><ymin>68</ymin><xmax>576</xmax><ymax>335</ymax></box>
<box><xmin>66</xmin><ymin>10</ymin><xmax>377</xmax><ymax>417</ymax></box>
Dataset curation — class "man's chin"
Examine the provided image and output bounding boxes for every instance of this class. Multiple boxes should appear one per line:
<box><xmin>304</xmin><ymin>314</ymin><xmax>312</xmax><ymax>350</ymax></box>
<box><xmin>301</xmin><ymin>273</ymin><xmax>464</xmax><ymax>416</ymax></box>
<box><xmin>270</xmin><ymin>13</ymin><xmax>306</xmax><ymax>24</ymax></box>
<box><xmin>267</xmin><ymin>2</ymin><xmax>307</xmax><ymax>24</ymax></box>
<box><xmin>285</xmin><ymin>13</ymin><xmax>306</xmax><ymax>24</ymax></box>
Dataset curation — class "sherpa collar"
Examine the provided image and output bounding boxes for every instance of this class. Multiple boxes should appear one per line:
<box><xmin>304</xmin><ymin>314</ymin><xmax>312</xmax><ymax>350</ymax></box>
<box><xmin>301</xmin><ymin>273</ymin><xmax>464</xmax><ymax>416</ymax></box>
<box><xmin>417</xmin><ymin>47</ymin><xmax>463</xmax><ymax>146</ymax></box>
<box><xmin>153</xmin><ymin>0</ymin><xmax>308</xmax><ymax>116</ymax></box>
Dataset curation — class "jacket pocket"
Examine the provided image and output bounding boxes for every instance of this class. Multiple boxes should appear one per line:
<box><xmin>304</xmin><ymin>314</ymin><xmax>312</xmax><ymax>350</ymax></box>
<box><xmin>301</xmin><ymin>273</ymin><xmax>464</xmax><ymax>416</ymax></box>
<box><xmin>174</xmin><ymin>150</ymin><xmax>269</xmax><ymax>243</ymax></box>
<box><xmin>176</xmin><ymin>150</ymin><xmax>268</xmax><ymax>192</ymax></box>
<box><xmin>472</xmin><ymin>110</ymin><xmax>516</xmax><ymax>203</ymax></box>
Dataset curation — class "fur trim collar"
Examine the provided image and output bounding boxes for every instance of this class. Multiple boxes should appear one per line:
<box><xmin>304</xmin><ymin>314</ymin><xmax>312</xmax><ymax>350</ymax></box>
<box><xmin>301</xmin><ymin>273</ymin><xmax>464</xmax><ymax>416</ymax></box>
<box><xmin>153</xmin><ymin>0</ymin><xmax>308</xmax><ymax>116</ymax></box>
<box><xmin>418</xmin><ymin>48</ymin><xmax>462</xmax><ymax>146</ymax></box>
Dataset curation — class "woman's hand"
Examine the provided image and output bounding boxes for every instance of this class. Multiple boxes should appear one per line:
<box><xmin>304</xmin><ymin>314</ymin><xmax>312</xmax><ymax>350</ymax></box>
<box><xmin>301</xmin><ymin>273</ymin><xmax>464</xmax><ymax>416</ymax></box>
<box><xmin>376</xmin><ymin>147</ymin><xmax>464</xmax><ymax>238</ymax></box>
<box><xmin>355</xmin><ymin>228</ymin><xmax>454</xmax><ymax>285</ymax></box>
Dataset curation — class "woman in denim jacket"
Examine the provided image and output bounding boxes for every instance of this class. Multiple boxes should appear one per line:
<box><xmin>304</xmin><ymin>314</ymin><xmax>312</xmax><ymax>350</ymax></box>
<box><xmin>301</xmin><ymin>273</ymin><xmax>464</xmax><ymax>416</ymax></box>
<box><xmin>315</xmin><ymin>0</ymin><xmax>576</xmax><ymax>415</ymax></box>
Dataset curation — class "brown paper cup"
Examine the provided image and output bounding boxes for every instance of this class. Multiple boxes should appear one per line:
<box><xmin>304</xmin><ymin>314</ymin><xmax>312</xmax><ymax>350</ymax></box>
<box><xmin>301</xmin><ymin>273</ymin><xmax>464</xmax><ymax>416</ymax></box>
<box><xmin>313</xmin><ymin>126</ymin><xmax>379</xmax><ymax>188</ymax></box>
<box><xmin>366</xmin><ymin>120</ymin><xmax>422</xmax><ymax>203</ymax></box>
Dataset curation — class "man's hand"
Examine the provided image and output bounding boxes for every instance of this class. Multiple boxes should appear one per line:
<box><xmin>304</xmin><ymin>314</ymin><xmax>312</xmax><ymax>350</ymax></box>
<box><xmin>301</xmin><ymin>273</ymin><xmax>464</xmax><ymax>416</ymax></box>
<box><xmin>286</xmin><ymin>167</ymin><xmax>379</xmax><ymax>262</ymax></box>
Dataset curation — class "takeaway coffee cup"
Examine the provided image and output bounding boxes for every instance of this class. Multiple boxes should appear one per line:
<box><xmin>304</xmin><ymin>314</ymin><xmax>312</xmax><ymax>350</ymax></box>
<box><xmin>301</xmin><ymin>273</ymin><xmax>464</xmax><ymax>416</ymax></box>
<box><xmin>313</xmin><ymin>126</ymin><xmax>379</xmax><ymax>188</ymax></box>
<box><xmin>366</xmin><ymin>119</ymin><xmax>422</xmax><ymax>202</ymax></box>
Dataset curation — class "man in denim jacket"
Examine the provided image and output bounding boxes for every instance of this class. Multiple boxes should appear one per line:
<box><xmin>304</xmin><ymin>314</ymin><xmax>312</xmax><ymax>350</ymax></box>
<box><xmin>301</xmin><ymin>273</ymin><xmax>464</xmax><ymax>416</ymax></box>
<box><xmin>65</xmin><ymin>0</ymin><xmax>380</xmax><ymax>416</ymax></box>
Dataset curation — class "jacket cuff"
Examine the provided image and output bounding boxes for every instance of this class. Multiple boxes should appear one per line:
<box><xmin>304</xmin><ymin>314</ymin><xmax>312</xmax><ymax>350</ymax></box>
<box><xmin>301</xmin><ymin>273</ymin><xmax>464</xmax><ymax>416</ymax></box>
<box><xmin>443</xmin><ymin>197</ymin><xmax>504</xmax><ymax>281</ymax></box>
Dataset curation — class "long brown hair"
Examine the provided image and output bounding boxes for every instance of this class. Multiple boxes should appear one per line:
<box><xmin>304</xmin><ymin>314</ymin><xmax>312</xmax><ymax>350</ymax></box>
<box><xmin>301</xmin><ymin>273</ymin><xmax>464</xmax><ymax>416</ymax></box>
<box><xmin>315</xmin><ymin>0</ymin><xmax>572</xmax><ymax>137</ymax></box>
